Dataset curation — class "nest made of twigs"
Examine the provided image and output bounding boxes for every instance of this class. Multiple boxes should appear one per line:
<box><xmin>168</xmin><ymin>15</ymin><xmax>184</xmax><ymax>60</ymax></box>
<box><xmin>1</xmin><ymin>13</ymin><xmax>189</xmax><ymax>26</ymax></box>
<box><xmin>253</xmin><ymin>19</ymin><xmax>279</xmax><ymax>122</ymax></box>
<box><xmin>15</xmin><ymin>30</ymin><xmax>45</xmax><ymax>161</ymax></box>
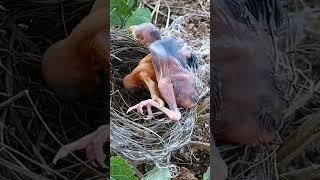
<box><xmin>109</xmin><ymin>17</ymin><xmax>210</xmax><ymax>169</ymax></box>
<box><xmin>215</xmin><ymin>1</ymin><xmax>320</xmax><ymax>179</ymax></box>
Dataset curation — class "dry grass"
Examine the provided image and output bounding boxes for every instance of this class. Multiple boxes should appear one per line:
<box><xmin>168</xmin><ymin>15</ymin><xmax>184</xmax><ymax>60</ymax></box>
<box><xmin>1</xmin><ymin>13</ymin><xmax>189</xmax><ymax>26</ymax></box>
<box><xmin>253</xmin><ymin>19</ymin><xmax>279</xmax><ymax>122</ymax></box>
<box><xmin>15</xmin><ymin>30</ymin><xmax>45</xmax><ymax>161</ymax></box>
<box><xmin>215</xmin><ymin>1</ymin><xmax>320</xmax><ymax>180</ymax></box>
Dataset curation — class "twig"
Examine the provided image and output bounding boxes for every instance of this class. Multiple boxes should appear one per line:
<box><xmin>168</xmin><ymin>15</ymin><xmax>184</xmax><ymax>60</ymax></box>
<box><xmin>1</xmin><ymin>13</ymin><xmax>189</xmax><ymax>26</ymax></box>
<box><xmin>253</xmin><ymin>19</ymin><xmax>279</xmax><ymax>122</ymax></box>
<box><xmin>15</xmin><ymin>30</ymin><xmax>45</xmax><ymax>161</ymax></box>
<box><xmin>274</xmin><ymin>152</ymin><xmax>279</xmax><ymax>180</ymax></box>
<box><xmin>0</xmin><ymin>60</ymin><xmax>14</xmax><ymax>77</ymax></box>
<box><xmin>59</xmin><ymin>0</ymin><xmax>69</xmax><ymax>37</ymax></box>
<box><xmin>196</xmin><ymin>97</ymin><xmax>209</xmax><ymax>114</ymax></box>
<box><xmin>277</xmin><ymin>112</ymin><xmax>320</xmax><ymax>171</ymax></box>
<box><xmin>0</xmin><ymin>157</ymin><xmax>50</xmax><ymax>180</ymax></box>
<box><xmin>0</xmin><ymin>90</ymin><xmax>26</xmax><ymax>109</ymax></box>
<box><xmin>280</xmin><ymin>165</ymin><xmax>320</xmax><ymax>180</ymax></box>
<box><xmin>169</xmin><ymin>6</ymin><xmax>209</xmax><ymax>16</ymax></box>
<box><xmin>4</xmin><ymin>149</ymin><xmax>29</xmax><ymax>171</ymax></box>
<box><xmin>231</xmin><ymin>147</ymin><xmax>278</xmax><ymax>180</ymax></box>
<box><xmin>162</xmin><ymin>0</ymin><xmax>171</xmax><ymax>28</ymax></box>
<box><xmin>189</xmin><ymin>141</ymin><xmax>209</xmax><ymax>152</ymax></box>
<box><xmin>151</xmin><ymin>0</ymin><xmax>161</xmax><ymax>26</ymax></box>
<box><xmin>0</xmin><ymin>143</ymin><xmax>68</xmax><ymax>180</ymax></box>
<box><xmin>131</xmin><ymin>164</ymin><xmax>144</xmax><ymax>179</ymax></box>
<box><xmin>198</xmin><ymin>0</ymin><xmax>206</xmax><ymax>12</ymax></box>
<box><xmin>143</xmin><ymin>1</ymin><xmax>170</xmax><ymax>19</ymax></box>
<box><xmin>0</xmin><ymin>90</ymin><xmax>106</xmax><ymax>176</ymax></box>
<box><xmin>0</xmin><ymin>92</ymin><xmax>8</xmax><ymax>97</ymax></box>
<box><xmin>23</xmin><ymin>91</ymin><xmax>106</xmax><ymax>176</ymax></box>
<box><xmin>0</xmin><ymin>109</ymin><xmax>7</xmax><ymax>148</ymax></box>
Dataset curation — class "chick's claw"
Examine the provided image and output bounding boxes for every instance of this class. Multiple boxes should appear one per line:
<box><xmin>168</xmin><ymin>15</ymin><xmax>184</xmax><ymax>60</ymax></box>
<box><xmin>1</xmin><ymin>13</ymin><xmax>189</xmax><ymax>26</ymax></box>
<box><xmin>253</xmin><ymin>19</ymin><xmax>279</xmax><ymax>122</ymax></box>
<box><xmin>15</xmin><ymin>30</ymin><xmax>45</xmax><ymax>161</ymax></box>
<box><xmin>127</xmin><ymin>99</ymin><xmax>160</xmax><ymax>118</ymax></box>
<box><xmin>53</xmin><ymin>125</ymin><xmax>109</xmax><ymax>168</ymax></box>
<box><xmin>127</xmin><ymin>99</ymin><xmax>182</xmax><ymax>121</ymax></box>
<box><xmin>146</xmin><ymin>104</ymin><xmax>153</xmax><ymax>119</ymax></box>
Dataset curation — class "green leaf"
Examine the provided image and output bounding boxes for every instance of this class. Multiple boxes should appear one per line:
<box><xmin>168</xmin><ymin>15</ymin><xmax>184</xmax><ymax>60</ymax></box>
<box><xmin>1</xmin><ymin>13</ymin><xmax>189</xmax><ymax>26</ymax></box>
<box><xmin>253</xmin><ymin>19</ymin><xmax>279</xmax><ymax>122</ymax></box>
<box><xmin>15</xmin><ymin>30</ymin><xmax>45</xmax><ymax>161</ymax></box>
<box><xmin>126</xmin><ymin>0</ymin><xmax>136</xmax><ymax>9</ymax></box>
<box><xmin>110</xmin><ymin>0</ymin><xmax>132</xmax><ymax>27</ymax></box>
<box><xmin>111</xmin><ymin>12</ymin><xmax>124</xmax><ymax>28</ymax></box>
<box><xmin>125</xmin><ymin>8</ymin><xmax>152</xmax><ymax>29</ymax></box>
<box><xmin>203</xmin><ymin>166</ymin><xmax>210</xmax><ymax>180</ymax></box>
<box><xmin>110</xmin><ymin>156</ymin><xmax>137</xmax><ymax>180</ymax></box>
<box><xmin>142</xmin><ymin>167</ymin><xmax>171</xmax><ymax>180</ymax></box>
<box><xmin>110</xmin><ymin>0</ymin><xmax>131</xmax><ymax>16</ymax></box>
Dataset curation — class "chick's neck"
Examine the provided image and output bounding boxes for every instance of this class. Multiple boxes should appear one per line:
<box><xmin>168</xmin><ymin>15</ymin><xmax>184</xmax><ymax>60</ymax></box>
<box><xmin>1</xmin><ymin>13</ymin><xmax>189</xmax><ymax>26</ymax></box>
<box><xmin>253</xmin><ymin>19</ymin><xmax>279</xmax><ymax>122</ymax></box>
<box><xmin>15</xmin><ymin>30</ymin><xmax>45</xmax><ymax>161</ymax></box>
<box><xmin>145</xmin><ymin>36</ymin><xmax>161</xmax><ymax>47</ymax></box>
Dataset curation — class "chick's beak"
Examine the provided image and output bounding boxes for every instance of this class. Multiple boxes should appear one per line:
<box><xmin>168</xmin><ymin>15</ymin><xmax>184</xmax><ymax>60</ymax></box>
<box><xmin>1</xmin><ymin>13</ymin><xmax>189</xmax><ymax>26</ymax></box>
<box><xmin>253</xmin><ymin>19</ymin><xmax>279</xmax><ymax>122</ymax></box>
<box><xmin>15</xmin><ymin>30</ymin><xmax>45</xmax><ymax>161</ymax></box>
<box><xmin>129</xmin><ymin>25</ymin><xmax>137</xmax><ymax>39</ymax></box>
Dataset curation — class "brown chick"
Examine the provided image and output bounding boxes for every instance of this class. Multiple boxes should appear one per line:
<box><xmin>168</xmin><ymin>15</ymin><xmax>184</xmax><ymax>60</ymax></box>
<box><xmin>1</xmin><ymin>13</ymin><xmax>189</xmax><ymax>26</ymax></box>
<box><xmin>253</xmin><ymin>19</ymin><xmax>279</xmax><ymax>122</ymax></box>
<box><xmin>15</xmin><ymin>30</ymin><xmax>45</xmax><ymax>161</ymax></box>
<box><xmin>126</xmin><ymin>23</ymin><xmax>198</xmax><ymax>121</ymax></box>
<box><xmin>123</xmin><ymin>23</ymin><xmax>165</xmax><ymax>110</ymax></box>
<box><xmin>42</xmin><ymin>0</ymin><xmax>108</xmax><ymax>102</ymax></box>
<box><xmin>211</xmin><ymin>0</ymin><xmax>285</xmax><ymax>145</ymax></box>
<box><xmin>50</xmin><ymin>0</ymin><xmax>109</xmax><ymax>168</ymax></box>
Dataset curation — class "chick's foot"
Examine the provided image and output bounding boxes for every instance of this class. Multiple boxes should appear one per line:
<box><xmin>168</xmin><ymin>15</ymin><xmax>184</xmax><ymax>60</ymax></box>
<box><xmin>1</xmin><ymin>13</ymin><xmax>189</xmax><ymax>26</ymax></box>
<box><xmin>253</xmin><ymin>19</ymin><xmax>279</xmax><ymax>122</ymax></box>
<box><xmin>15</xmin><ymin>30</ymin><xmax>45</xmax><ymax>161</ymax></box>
<box><xmin>53</xmin><ymin>124</ymin><xmax>109</xmax><ymax>168</ymax></box>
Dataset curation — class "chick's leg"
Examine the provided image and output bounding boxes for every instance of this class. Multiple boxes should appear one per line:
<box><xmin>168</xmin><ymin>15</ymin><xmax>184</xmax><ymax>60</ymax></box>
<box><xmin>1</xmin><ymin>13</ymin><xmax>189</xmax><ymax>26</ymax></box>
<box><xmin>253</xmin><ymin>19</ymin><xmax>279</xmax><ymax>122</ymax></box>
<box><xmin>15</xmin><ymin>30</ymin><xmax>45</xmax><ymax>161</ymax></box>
<box><xmin>127</xmin><ymin>78</ymin><xmax>181</xmax><ymax>121</ymax></box>
<box><xmin>53</xmin><ymin>125</ymin><xmax>109</xmax><ymax>168</ymax></box>
<box><xmin>123</xmin><ymin>54</ymin><xmax>152</xmax><ymax>90</ymax></box>
<box><xmin>127</xmin><ymin>99</ymin><xmax>181</xmax><ymax>120</ymax></box>
<box><xmin>157</xmin><ymin>78</ymin><xmax>181</xmax><ymax>120</ymax></box>
<box><xmin>138</xmin><ymin>71</ymin><xmax>164</xmax><ymax>108</ymax></box>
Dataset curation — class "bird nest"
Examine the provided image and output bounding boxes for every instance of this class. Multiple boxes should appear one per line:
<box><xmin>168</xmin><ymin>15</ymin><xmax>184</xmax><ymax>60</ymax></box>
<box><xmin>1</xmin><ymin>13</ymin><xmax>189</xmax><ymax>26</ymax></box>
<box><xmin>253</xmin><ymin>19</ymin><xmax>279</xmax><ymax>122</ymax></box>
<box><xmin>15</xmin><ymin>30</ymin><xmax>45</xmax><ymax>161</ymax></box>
<box><xmin>215</xmin><ymin>1</ymin><xmax>320</xmax><ymax>179</ymax></box>
<box><xmin>109</xmin><ymin>17</ymin><xmax>210</xmax><ymax>169</ymax></box>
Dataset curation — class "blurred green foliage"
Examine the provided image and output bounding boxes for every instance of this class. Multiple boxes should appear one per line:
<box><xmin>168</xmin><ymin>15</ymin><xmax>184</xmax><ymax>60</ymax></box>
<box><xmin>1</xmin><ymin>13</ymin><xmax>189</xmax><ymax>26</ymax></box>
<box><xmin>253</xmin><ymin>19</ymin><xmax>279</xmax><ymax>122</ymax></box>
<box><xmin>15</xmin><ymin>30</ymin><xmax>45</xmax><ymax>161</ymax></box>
<box><xmin>110</xmin><ymin>0</ymin><xmax>151</xmax><ymax>28</ymax></box>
